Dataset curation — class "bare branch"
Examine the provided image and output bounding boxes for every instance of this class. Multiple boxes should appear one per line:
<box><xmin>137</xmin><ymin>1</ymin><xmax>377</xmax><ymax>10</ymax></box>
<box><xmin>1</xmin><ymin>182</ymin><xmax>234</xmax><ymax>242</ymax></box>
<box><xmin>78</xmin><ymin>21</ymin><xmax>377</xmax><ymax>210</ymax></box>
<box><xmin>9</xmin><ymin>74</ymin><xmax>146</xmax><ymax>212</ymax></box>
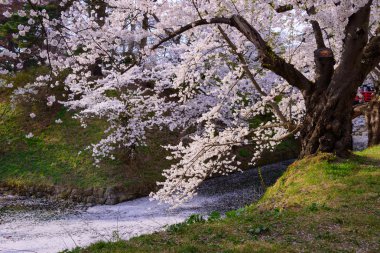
<box><xmin>306</xmin><ymin>6</ymin><xmax>327</xmax><ymax>49</ymax></box>
<box><xmin>152</xmin><ymin>17</ymin><xmax>231</xmax><ymax>50</ymax></box>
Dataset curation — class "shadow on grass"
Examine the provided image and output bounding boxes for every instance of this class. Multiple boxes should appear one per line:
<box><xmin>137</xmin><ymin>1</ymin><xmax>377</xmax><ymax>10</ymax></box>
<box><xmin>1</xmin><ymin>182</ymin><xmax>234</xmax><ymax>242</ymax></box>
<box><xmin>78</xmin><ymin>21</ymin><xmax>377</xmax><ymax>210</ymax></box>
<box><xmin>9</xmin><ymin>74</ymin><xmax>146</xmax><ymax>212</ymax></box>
<box><xmin>350</xmin><ymin>154</ymin><xmax>380</xmax><ymax>166</ymax></box>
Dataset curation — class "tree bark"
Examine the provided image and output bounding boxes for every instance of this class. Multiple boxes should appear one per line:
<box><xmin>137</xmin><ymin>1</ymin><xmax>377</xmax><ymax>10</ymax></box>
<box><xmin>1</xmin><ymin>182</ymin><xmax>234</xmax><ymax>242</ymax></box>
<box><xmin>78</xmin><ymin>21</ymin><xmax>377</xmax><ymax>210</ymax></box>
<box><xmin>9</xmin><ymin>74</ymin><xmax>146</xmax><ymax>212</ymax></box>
<box><xmin>366</xmin><ymin>97</ymin><xmax>380</xmax><ymax>146</ymax></box>
<box><xmin>299</xmin><ymin>1</ymin><xmax>373</xmax><ymax>157</ymax></box>
<box><xmin>366</xmin><ymin>65</ymin><xmax>380</xmax><ymax>146</ymax></box>
<box><xmin>300</xmin><ymin>87</ymin><xmax>355</xmax><ymax>157</ymax></box>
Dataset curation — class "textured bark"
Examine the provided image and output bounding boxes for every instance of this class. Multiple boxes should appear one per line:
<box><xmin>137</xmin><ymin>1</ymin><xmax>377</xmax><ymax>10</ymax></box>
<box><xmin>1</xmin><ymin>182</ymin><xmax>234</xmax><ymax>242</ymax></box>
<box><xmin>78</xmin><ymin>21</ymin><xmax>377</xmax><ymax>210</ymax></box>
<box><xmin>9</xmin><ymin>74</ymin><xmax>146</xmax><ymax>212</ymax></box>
<box><xmin>365</xmin><ymin>64</ymin><xmax>380</xmax><ymax>146</ymax></box>
<box><xmin>299</xmin><ymin>2</ymin><xmax>372</xmax><ymax>157</ymax></box>
<box><xmin>366</xmin><ymin>98</ymin><xmax>380</xmax><ymax>146</ymax></box>
<box><xmin>300</xmin><ymin>87</ymin><xmax>355</xmax><ymax>157</ymax></box>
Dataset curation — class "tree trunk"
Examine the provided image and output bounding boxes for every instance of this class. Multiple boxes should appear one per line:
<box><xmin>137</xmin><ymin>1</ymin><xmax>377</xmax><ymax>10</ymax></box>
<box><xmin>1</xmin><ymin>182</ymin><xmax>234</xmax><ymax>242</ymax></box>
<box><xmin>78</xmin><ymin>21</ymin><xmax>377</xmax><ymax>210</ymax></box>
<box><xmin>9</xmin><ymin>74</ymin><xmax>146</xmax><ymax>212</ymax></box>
<box><xmin>366</xmin><ymin>98</ymin><xmax>380</xmax><ymax>146</ymax></box>
<box><xmin>367</xmin><ymin>65</ymin><xmax>380</xmax><ymax>146</ymax></box>
<box><xmin>299</xmin><ymin>2</ymin><xmax>373</xmax><ymax>158</ymax></box>
<box><xmin>299</xmin><ymin>47</ymin><xmax>357</xmax><ymax>158</ymax></box>
<box><xmin>300</xmin><ymin>86</ymin><xmax>355</xmax><ymax>158</ymax></box>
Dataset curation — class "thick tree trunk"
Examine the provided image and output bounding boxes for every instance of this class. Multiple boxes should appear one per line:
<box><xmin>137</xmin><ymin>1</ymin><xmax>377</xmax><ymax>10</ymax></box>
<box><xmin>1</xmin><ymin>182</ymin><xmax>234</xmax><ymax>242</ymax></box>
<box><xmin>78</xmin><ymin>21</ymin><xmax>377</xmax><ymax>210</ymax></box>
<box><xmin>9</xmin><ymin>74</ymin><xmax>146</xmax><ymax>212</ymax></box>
<box><xmin>366</xmin><ymin>98</ymin><xmax>380</xmax><ymax>146</ymax></box>
<box><xmin>299</xmin><ymin>46</ymin><xmax>356</xmax><ymax>158</ymax></box>
<box><xmin>300</xmin><ymin>86</ymin><xmax>355</xmax><ymax>158</ymax></box>
<box><xmin>299</xmin><ymin>2</ymin><xmax>373</xmax><ymax>158</ymax></box>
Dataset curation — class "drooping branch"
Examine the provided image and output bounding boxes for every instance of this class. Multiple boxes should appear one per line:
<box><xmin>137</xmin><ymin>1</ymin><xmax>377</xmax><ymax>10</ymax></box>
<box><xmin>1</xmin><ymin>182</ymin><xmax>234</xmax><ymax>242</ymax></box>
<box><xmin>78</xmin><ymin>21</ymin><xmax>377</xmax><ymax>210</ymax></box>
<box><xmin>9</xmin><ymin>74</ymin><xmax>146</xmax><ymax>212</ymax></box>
<box><xmin>217</xmin><ymin>26</ymin><xmax>295</xmax><ymax>130</ymax></box>
<box><xmin>152</xmin><ymin>15</ymin><xmax>313</xmax><ymax>92</ymax></box>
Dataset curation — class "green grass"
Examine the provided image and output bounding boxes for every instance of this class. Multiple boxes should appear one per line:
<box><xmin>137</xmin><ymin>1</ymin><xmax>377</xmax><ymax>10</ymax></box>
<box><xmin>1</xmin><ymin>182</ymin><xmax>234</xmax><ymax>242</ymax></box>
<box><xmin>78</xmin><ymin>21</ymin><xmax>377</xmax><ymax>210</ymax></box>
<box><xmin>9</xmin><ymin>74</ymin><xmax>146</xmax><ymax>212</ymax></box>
<box><xmin>67</xmin><ymin>146</ymin><xmax>380</xmax><ymax>253</ymax></box>
<box><xmin>0</xmin><ymin>67</ymin><xmax>299</xmax><ymax>195</ymax></box>
<box><xmin>0</xmin><ymin>100</ymin><xmax>172</xmax><ymax>192</ymax></box>
<box><xmin>0</xmin><ymin>72</ymin><xmax>299</xmax><ymax>195</ymax></box>
<box><xmin>0</xmin><ymin>68</ymin><xmax>178</xmax><ymax>192</ymax></box>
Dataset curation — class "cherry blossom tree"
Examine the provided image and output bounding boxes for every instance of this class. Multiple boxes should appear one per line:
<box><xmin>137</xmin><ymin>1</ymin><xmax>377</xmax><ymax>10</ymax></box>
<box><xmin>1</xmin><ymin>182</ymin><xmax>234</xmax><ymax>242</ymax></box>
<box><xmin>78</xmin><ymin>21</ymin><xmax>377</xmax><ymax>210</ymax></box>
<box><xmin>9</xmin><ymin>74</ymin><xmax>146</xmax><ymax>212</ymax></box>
<box><xmin>1</xmin><ymin>0</ymin><xmax>380</xmax><ymax>206</ymax></box>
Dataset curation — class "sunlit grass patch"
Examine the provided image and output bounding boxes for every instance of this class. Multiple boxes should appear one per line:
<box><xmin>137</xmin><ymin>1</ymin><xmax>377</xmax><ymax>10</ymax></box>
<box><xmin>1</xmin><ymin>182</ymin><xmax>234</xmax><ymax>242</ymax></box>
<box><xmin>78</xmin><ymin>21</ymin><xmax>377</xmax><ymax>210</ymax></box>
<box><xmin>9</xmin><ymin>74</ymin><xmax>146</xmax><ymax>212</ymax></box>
<box><xmin>68</xmin><ymin>146</ymin><xmax>380</xmax><ymax>253</ymax></box>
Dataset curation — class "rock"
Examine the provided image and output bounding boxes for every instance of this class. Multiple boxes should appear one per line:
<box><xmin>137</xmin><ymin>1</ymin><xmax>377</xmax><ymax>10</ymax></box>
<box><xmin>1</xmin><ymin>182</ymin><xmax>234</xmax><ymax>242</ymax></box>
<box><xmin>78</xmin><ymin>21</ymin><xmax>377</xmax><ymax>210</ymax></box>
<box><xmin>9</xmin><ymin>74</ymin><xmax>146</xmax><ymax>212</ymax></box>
<box><xmin>117</xmin><ymin>192</ymin><xmax>134</xmax><ymax>202</ymax></box>
<box><xmin>105</xmin><ymin>186</ymin><xmax>116</xmax><ymax>196</ymax></box>
<box><xmin>94</xmin><ymin>188</ymin><xmax>105</xmax><ymax>198</ymax></box>
<box><xmin>86</xmin><ymin>196</ymin><xmax>96</xmax><ymax>204</ymax></box>
<box><xmin>83</xmin><ymin>188</ymin><xmax>93</xmax><ymax>197</ymax></box>
<box><xmin>59</xmin><ymin>188</ymin><xmax>73</xmax><ymax>199</ymax></box>
<box><xmin>96</xmin><ymin>197</ymin><xmax>106</xmax><ymax>205</ymax></box>
<box><xmin>0</xmin><ymin>182</ymin><xmax>134</xmax><ymax>205</ymax></box>
<box><xmin>105</xmin><ymin>197</ymin><xmax>119</xmax><ymax>205</ymax></box>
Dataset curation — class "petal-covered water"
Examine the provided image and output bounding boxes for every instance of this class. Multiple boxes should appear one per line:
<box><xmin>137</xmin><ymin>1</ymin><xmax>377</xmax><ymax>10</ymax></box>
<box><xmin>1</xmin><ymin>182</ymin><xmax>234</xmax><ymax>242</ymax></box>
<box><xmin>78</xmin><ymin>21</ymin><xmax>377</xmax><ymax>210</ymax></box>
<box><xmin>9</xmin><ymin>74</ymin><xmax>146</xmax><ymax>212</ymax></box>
<box><xmin>0</xmin><ymin>161</ymin><xmax>290</xmax><ymax>253</ymax></box>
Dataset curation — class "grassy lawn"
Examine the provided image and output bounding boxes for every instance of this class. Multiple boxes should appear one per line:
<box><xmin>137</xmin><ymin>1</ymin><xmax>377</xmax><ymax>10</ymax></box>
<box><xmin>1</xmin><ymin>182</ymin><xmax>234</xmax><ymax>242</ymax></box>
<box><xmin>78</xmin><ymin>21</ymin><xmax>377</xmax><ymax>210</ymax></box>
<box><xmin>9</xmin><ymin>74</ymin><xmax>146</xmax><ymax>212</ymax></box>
<box><xmin>67</xmin><ymin>146</ymin><xmax>380</xmax><ymax>253</ymax></box>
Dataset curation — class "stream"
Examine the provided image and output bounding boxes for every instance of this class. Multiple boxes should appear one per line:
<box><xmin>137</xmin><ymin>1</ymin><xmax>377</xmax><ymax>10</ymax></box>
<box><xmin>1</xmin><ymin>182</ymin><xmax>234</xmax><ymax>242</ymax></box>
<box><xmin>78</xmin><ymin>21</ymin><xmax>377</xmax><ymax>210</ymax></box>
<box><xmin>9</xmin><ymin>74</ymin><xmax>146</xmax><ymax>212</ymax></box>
<box><xmin>0</xmin><ymin>160</ymin><xmax>291</xmax><ymax>253</ymax></box>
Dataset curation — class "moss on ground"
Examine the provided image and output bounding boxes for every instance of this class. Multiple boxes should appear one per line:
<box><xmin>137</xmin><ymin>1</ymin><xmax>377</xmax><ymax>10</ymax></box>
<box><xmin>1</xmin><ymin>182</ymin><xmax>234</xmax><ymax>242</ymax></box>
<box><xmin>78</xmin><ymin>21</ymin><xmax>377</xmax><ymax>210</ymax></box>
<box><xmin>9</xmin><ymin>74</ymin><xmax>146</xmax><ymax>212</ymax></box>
<box><xmin>67</xmin><ymin>146</ymin><xmax>380</xmax><ymax>253</ymax></box>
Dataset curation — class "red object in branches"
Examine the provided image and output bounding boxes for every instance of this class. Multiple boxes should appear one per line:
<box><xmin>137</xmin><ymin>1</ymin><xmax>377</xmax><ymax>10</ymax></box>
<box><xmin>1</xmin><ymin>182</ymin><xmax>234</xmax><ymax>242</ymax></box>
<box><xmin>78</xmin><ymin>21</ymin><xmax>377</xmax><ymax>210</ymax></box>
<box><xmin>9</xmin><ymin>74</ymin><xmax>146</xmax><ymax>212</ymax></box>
<box><xmin>355</xmin><ymin>85</ymin><xmax>375</xmax><ymax>103</ymax></box>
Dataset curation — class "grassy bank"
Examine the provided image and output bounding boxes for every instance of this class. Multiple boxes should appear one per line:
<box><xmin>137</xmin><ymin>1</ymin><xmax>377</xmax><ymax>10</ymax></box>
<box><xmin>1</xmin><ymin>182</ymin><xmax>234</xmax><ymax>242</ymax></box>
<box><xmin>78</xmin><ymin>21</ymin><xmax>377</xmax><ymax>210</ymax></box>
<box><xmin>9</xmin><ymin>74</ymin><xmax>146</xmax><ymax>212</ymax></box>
<box><xmin>0</xmin><ymin>101</ymin><xmax>175</xmax><ymax>196</ymax></box>
<box><xmin>0</xmin><ymin>98</ymin><xmax>298</xmax><ymax>195</ymax></box>
<box><xmin>69</xmin><ymin>146</ymin><xmax>380</xmax><ymax>252</ymax></box>
<box><xmin>0</xmin><ymin>69</ymin><xmax>180</xmax><ymax>195</ymax></box>
<box><xmin>0</xmin><ymin>72</ymin><xmax>299</xmax><ymax>199</ymax></box>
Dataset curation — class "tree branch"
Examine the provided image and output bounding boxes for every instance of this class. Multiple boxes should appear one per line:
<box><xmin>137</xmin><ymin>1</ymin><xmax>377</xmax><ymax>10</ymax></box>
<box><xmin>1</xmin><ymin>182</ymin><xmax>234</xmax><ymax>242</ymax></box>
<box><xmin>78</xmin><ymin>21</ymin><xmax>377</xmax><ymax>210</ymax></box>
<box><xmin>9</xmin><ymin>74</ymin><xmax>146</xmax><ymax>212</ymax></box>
<box><xmin>273</xmin><ymin>4</ymin><xmax>293</xmax><ymax>13</ymax></box>
<box><xmin>229</xmin><ymin>15</ymin><xmax>312</xmax><ymax>92</ymax></box>
<box><xmin>306</xmin><ymin>6</ymin><xmax>327</xmax><ymax>49</ymax></box>
<box><xmin>328</xmin><ymin>1</ymin><xmax>373</xmax><ymax>94</ymax></box>
<box><xmin>152</xmin><ymin>17</ymin><xmax>231</xmax><ymax>50</ymax></box>
<box><xmin>217</xmin><ymin>26</ymin><xmax>294</xmax><ymax>129</ymax></box>
<box><xmin>152</xmin><ymin>15</ymin><xmax>313</xmax><ymax>92</ymax></box>
<box><xmin>268</xmin><ymin>2</ymin><xmax>294</xmax><ymax>14</ymax></box>
<box><xmin>360</xmin><ymin>26</ymin><xmax>380</xmax><ymax>78</ymax></box>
